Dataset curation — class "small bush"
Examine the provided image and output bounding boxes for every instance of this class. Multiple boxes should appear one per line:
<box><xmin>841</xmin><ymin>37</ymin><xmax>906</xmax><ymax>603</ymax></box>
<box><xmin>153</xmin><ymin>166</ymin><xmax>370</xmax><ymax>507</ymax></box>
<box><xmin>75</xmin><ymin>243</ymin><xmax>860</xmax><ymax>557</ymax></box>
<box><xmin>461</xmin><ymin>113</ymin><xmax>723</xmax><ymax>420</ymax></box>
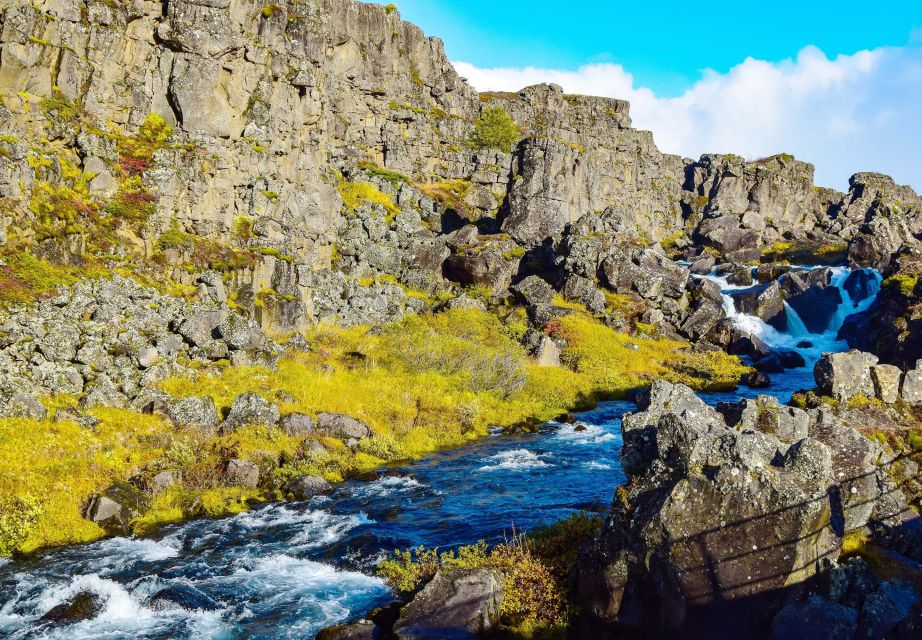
<box><xmin>470</xmin><ymin>104</ymin><xmax>520</xmax><ymax>151</ymax></box>
<box><xmin>338</xmin><ymin>180</ymin><xmax>400</xmax><ymax>222</ymax></box>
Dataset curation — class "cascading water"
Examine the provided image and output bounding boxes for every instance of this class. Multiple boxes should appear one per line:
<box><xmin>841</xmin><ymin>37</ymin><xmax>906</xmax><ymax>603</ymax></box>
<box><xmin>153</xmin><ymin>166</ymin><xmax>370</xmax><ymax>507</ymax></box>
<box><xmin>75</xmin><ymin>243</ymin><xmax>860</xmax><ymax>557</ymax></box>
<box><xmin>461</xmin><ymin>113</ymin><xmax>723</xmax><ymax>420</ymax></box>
<box><xmin>0</xmin><ymin>265</ymin><xmax>884</xmax><ymax>640</ymax></box>
<box><xmin>699</xmin><ymin>266</ymin><xmax>882</xmax><ymax>366</ymax></box>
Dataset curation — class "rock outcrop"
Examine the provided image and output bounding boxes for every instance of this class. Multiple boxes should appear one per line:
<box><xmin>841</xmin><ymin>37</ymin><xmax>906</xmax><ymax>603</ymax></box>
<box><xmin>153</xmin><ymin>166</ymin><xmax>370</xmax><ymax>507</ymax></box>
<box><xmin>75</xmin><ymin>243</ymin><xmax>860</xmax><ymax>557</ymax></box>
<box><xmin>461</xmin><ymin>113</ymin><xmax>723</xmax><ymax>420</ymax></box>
<box><xmin>576</xmin><ymin>381</ymin><xmax>909</xmax><ymax>638</ymax></box>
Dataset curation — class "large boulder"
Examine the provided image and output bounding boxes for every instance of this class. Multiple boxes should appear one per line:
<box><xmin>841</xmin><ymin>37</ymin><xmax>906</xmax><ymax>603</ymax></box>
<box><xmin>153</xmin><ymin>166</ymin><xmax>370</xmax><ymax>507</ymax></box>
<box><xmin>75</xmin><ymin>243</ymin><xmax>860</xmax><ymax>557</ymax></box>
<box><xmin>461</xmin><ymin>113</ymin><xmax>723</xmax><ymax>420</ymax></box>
<box><xmin>160</xmin><ymin>396</ymin><xmax>220</xmax><ymax>431</ymax></box>
<box><xmin>40</xmin><ymin>591</ymin><xmax>105</xmax><ymax>625</ymax></box>
<box><xmin>84</xmin><ymin>481</ymin><xmax>150</xmax><ymax>536</ymax></box>
<box><xmin>315</xmin><ymin>412</ymin><xmax>371</xmax><ymax>440</ymax></box>
<box><xmin>282</xmin><ymin>475</ymin><xmax>332</xmax><ymax>500</ymax></box>
<box><xmin>730</xmin><ymin>282</ymin><xmax>787</xmax><ymax>330</ymax></box>
<box><xmin>814</xmin><ymin>351</ymin><xmax>878</xmax><ymax>401</ymax></box>
<box><xmin>222</xmin><ymin>392</ymin><xmax>280</xmax><ymax>431</ymax></box>
<box><xmin>781</xmin><ymin>268</ymin><xmax>843</xmax><ymax>333</ymax></box>
<box><xmin>574</xmin><ymin>381</ymin><xmax>910</xmax><ymax>638</ymax></box>
<box><xmin>870</xmin><ymin>364</ymin><xmax>903</xmax><ymax>403</ymax></box>
<box><xmin>279</xmin><ymin>412</ymin><xmax>316</xmax><ymax>437</ymax></box>
<box><xmin>509</xmin><ymin>275</ymin><xmax>554</xmax><ymax>308</ymax></box>
<box><xmin>393</xmin><ymin>568</ymin><xmax>503</xmax><ymax>639</ymax></box>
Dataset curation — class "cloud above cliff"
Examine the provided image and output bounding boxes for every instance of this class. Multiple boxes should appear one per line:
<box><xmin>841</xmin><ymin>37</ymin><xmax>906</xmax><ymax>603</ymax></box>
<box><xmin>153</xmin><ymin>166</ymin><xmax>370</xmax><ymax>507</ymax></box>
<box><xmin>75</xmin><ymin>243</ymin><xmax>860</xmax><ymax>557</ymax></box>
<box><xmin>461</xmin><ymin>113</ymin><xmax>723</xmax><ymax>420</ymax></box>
<box><xmin>452</xmin><ymin>43</ymin><xmax>922</xmax><ymax>192</ymax></box>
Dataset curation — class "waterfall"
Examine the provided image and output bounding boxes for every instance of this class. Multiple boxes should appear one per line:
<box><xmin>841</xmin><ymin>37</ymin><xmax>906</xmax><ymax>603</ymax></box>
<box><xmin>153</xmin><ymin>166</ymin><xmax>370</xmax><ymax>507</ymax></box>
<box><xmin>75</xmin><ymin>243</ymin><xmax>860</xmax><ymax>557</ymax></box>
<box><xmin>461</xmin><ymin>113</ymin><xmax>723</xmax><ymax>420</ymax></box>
<box><xmin>783</xmin><ymin>302</ymin><xmax>810</xmax><ymax>338</ymax></box>
<box><xmin>696</xmin><ymin>265</ymin><xmax>882</xmax><ymax>367</ymax></box>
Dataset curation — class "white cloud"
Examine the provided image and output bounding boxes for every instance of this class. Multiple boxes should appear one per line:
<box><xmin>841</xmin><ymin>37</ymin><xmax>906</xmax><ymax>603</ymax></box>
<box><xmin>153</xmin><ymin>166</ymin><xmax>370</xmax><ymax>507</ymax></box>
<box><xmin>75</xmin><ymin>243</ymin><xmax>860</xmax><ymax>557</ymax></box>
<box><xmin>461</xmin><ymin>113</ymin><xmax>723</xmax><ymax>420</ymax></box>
<box><xmin>452</xmin><ymin>43</ymin><xmax>922</xmax><ymax>192</ymax></box>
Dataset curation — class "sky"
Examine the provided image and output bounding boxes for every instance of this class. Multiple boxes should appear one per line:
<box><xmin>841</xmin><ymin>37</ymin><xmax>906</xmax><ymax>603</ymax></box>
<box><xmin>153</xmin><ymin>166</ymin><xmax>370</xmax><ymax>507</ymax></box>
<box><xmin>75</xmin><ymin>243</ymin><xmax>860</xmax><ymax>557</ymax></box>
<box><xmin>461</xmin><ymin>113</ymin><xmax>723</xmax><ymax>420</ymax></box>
<box><xmin>373</xmin><ymin>1</ymin><xmax>922</xmax><ymax>191</ymax></box>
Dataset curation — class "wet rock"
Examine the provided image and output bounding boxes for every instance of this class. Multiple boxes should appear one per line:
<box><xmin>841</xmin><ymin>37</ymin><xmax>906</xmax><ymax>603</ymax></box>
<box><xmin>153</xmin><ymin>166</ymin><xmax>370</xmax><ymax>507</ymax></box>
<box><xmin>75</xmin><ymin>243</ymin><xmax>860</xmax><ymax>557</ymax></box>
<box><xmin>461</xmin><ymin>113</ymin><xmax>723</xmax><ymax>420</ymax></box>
<box><xmin>84</xmin><ymin>481</ymin><xmax>150</xmax><ymax>536</ymax></box>
<box><xmin>161</xmin><ymin>396</ymin><xmax>220</xmax><ymax>431</ymax></box>
<box><xmin>844</xmin><ymin>269</ymin><xmax>878</xmax><ymax>304</ymax></box>
<box><xmin>316</xmin><ymin>412</ymin><xmax>371</xmax><ymax>440</ymax></box>
<box><xmin>814</xmin><ymin>350</ymin><xmax>878</xmax><ymax>401</ymax></box>
<box><xmin>147</xmin><ymin>584</ymin><xmax>221</xmax><ymax>612</ymax></box>
<box><xmin>857</xmin><ymin>580</ymin><xmax>919</xmax><ymax>639</ymax></box>
<box><xmin>870</xmin><ymin>364</ymin><xmax>903</xmax><ymax>403</ymax></box>
<box><xmin>776</xmin><ymin>348</ymin><xmax>807</xmax><ymax>369</ymax></box>
<box><xmin>741</xmin><ymin>370</ymin><xmax>771</xmax><ymax>388</ymax></box>
<box><xmin>725</xmin><ymin>266</ymin><xmax>754</xmax><ymax>286</ymax></box>
<box><xmin>222</xmin><ymin>392</ymin><xmax>280</xmax><ymax>431</ymax></box>
<box><xmin>225</xmin><ymin>459</ymin><xmax>259</xmax><ymax>488</ymax></box>
<box><xmin>393</xmin><ymin>568</ymin><xmax>503</xmax><ymax>639</ymax></box>
<box><xmin>279</xmin><ymin>412</ymin><xmax>316</xmax><ymax>437</ymax></box>
<box><xmin>689</xmin><ymin>254</ymin><xmax>715</xmax><ymax>275</ymax></box>
<box><xmin>729</xmin><ymin>332</ymin><xmax>772</xmax><ymax>359</ymax></box>
<box><xmin>730</xmin><ymin>281</ymin><xmax>787</xmax><ymax>330</ymax></box>
<box><xmin>40</xmin><ymin>591</ymin><xmax>105</xmax><ymax>624</ymax></box>
<box><xmin>783</xmin><ymin>277</ymin><xmax>843</xmax><ymax>334</ymax></box>
<box><xmin>754</xmin><ymin>352</ymin><xmax>785</xmax><ymax>373</ymax></box>
<box><xmin>282</xmin><ymin>475</ymin><xmax>332</xmax><ymax>500</ymax></box>
<box><xmin>769</xmin><ymin>595</ymin><xmax>858</xmax><ymax>640</ymax></box>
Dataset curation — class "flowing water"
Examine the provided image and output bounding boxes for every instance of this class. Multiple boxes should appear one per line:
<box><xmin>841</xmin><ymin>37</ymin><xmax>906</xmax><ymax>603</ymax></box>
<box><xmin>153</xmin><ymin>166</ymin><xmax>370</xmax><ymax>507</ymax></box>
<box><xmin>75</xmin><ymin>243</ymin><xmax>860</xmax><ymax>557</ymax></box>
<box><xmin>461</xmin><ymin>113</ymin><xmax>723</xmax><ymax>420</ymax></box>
<box><xmin>0</xmin><ymin>266</ymin><xmax>881</xmax><ymax>639</ymax></box>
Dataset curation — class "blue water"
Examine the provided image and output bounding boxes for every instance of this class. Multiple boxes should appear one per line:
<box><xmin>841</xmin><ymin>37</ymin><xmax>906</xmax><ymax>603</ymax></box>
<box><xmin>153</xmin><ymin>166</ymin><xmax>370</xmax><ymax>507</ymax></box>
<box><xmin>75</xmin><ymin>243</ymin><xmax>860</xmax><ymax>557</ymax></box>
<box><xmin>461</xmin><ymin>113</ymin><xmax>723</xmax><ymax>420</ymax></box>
<box><xmin>0</xmin><ymin>405</ymin><xmax>631</xmax><ymax>639</ymax></box>
<box><xmin>0</xmin><ymin>266</ymin><xmax>879</xmax><ymax>639</ymax></box>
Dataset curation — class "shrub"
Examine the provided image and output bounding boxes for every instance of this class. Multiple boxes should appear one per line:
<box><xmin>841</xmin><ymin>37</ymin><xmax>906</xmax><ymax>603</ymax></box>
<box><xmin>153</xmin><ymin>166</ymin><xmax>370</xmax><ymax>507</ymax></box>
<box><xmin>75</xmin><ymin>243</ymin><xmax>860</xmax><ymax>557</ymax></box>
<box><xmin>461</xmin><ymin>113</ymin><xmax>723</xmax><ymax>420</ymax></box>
<box><xmin>470</xmin><ymin>104</ymin><xmax>520</xmax><ymax>151</ymax></box>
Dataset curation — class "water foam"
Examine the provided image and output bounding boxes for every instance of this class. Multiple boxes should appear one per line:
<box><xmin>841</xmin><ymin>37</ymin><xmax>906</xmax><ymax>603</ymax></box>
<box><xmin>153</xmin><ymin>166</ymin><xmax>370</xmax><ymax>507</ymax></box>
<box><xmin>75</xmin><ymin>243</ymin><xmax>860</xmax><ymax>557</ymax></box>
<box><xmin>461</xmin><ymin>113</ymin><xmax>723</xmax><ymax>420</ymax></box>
<box><xmin>479</xmin><ymin>449</ymin><xmax>551</xmax><ymax>471</ymax></box>
<box><xmin>552</xmin><ymin>422</ymin><xmax>617</xmax><ymax>444</ymax></box>
<box><xmin>700</xmin><ymin>266</ymin><xmax>881</xmax><ymax>366</ymax></box>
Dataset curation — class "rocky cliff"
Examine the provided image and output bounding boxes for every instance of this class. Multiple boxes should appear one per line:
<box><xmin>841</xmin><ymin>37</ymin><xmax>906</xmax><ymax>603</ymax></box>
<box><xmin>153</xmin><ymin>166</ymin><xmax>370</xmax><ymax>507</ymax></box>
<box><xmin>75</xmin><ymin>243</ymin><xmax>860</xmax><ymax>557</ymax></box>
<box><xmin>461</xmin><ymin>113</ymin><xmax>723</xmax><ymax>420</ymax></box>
<box><xmin>3</xmin><ymin>0</ymin><xmax>919</xmax><ymax>340</ymax></box>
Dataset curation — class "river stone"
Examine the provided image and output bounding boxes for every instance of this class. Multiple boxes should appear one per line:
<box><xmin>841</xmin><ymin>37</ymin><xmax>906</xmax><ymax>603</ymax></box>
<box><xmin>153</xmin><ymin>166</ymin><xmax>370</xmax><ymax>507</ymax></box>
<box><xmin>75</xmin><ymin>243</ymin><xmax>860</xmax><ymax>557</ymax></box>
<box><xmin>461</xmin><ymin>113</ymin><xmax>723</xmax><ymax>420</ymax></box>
<box><xmin>769</xmin><ymin>595</ymin><xmax>858</xmax><ymax>640</ymax></box>
<box><xmin>225</xmin><ymin>459</ymin><xmax>259</xmax><ymax>487</ymax></box>
<box><xmin>282</xmin><ymin>475</ymin><xmax>331</xmax><ymax>500</ymax></box>
<box><xmin>163</xmin><ymin>396</ymin><xmax>220</xmax><ymax>431</ymax></box>
<box><xmin>147</xmin><ymin>584</ymin><xmax>221</xmax><ymax>612</ymax></box>
<box><xmin>316</xmin><ymin>412</ymin><xmax>371</xmax><ymax>440</ymax></box>
<box><xmin>730</xmin><ymin>281</ymin><xmax>787</xmax><ymax>331</ymax></box>
<box><xmin>870</xmin><ymin>365</ymin><xmax>902</xmax><ymax>403</ymax></box>
<box><xmin>222</xmin><ymin>392</ymin><xmax>280</xmax><ymax>431</ymax></box>
<box><xmin>40</xmin><ymin>591</ymin><xmax>105</xmax><ymax>624</ymax></box>
<box><xmin>85</xmin><ymin>481</ymin><xmax>150</xmax><ymax>536</ymax></box>
<box><xmin>393</xmin><ymin>568</ymin><xmax>503</xmax><ymax>638</ymax></box>
<box><xmin>900</xmin><ymin>369</ymin><xmax>922</xmax><ymax>404</ymax></box>
<box><xmin>280</xmin><ymin>412</ymin><xmax>316</xmax><ymax>437</ymax></box>
<box><xmin>814</xmin><ymin>350</ymin><xmax>878</xmax><ymax>401</ymax></box>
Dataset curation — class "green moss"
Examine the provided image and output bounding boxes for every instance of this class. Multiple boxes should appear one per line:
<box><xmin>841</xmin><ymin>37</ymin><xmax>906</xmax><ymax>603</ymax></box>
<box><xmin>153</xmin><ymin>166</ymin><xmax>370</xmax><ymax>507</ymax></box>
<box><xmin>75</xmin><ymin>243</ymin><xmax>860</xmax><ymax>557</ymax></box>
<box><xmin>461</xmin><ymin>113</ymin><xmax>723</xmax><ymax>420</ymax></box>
<box><xmin>337</xmin><ymin>179</ymin><xmax>400</xmax><ymax>222</ymax></box>
<box><xmin>357</xmin><ymin>160</ymin><xmax>411</xmax><ymax>187</ymax></box>
<box><xmin>470</xmin><ymin>104</ymin><xmax>520</xmax><ymax>151</ymax></box>
<box><xmin>884</xmin><ymin>274</ymin><xmax>919</xmax><ymax>297</ymax></box>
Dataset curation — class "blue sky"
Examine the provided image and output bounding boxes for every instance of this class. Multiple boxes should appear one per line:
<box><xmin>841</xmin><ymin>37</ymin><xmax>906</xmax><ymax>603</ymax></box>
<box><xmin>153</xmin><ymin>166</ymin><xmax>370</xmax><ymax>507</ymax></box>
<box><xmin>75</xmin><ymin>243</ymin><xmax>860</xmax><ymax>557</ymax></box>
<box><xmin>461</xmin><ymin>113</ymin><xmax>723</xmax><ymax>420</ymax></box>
<box><xmin>374</xmin><ymin>1</ymin><xmax>922</xmax><ymax>190</ymax></box>
<box><xmin>391</xmin><ymin>1</ymin><xmax>922</xmax><ymax>96</ymax></box>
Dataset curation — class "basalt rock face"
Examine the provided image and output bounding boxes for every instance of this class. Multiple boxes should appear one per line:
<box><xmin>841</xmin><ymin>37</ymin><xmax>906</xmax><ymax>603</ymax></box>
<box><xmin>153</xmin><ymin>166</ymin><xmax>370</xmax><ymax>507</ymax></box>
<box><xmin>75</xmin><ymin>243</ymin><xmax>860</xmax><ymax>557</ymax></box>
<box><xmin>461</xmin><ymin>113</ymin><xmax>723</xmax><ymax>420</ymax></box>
<box><xmin>575</xmin><ymin>381</ymin><xmax>908</xmax><ymax>639</ymax></box>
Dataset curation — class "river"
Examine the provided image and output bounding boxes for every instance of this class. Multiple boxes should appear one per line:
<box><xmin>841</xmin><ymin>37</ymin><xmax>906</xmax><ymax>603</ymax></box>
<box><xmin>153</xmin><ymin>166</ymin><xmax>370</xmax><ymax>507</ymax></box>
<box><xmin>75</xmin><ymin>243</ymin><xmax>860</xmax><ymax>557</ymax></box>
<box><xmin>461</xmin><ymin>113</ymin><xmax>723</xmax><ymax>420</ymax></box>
<box><xmin>0</xmin><ymin>266</ymin><xmax>880</xmax><ymax>639</ymax></box>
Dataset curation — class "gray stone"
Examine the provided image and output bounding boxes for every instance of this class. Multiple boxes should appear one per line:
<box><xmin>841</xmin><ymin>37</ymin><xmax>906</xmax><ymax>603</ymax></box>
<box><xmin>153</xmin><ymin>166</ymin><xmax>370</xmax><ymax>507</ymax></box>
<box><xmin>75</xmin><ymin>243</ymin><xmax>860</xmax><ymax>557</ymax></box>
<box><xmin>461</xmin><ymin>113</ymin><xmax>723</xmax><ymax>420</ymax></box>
<box><xmin>814</xmin><ymin>350</ymin><xmax>878</xmax><ymax>402</ymax></box>
<box><xmin>150</xmin><ymin>471</ymin><xmax>178</xmax><ymax>494</ymax></box>
<box><xmin>0</xmin><ymin>391</ymin><xmax>48</xmax><ymax>420</ymax></box>
<box><xmin>900</xmin><ymin>369</ymin><xmax>922</xmax><ymax>404</ymax></box>
<box><xmin>136</xmin><ymin>346</ymin><xmax>160</xmax><ymax>369</ymax></box>
<box><xmin>870</xmin><ymin>364</ymin><xmax>902</xmax><ymax>403</ymax></box>
<box><xmin>393</xmin><ymin>568</ymin><xmax>503</xmax><ymax>639</ymax></box>
<box><xmin>225</xmin><ymin>459</ymin><xmax>259</xmax><ymax>488</ymax></box>
<box><xmin>316</xmin><ymin>412</ymin><xmax>371</xmax><ymax>440</ymax></box>
<box><xmin>282</xmin><ymin>475</ymin><xmax>331</xmax><ymax>500</ymax></box>
<box><xmin>162</xmin><ymin>396</ymin><xmax>220</xmax><ymax>431</ymax></box>
<box><xmin>223</xmin><ymin>392</ymin><xmax>280</xmax><ymax>430</ymax></box>
<box><xmin>509</xmin><ymin>275</ymin><xmax>554</xmax><ymax>308</ymax></box>
<box><xmin>218</xmin><ymin>313</ymin><xmax>263</xmax><ymax>351</ymax></box>
<box><xmin>84</xmin><ymin>481</ymin><xmax>150</xmax><ymax>536</ymax></box>
<box><xmin>770</xmin><ymin>595</ymin><xmax>858</xmax><ymax>640</ymax></box>
<box><xmin>279</xmin><ymin>412</ymin><xmax>315</xmax><ymax>437</ymax></box>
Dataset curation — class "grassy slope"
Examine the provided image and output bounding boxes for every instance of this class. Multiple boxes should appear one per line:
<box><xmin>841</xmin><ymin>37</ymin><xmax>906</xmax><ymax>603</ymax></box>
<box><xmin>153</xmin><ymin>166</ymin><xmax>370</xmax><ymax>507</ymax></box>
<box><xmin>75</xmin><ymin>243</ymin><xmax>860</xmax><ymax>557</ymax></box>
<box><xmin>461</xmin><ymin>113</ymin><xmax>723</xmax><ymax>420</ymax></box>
<box><xmin>0</xmin><ymin>306</ymin><xmax>747</xmax><ymax>556</ymax></box>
